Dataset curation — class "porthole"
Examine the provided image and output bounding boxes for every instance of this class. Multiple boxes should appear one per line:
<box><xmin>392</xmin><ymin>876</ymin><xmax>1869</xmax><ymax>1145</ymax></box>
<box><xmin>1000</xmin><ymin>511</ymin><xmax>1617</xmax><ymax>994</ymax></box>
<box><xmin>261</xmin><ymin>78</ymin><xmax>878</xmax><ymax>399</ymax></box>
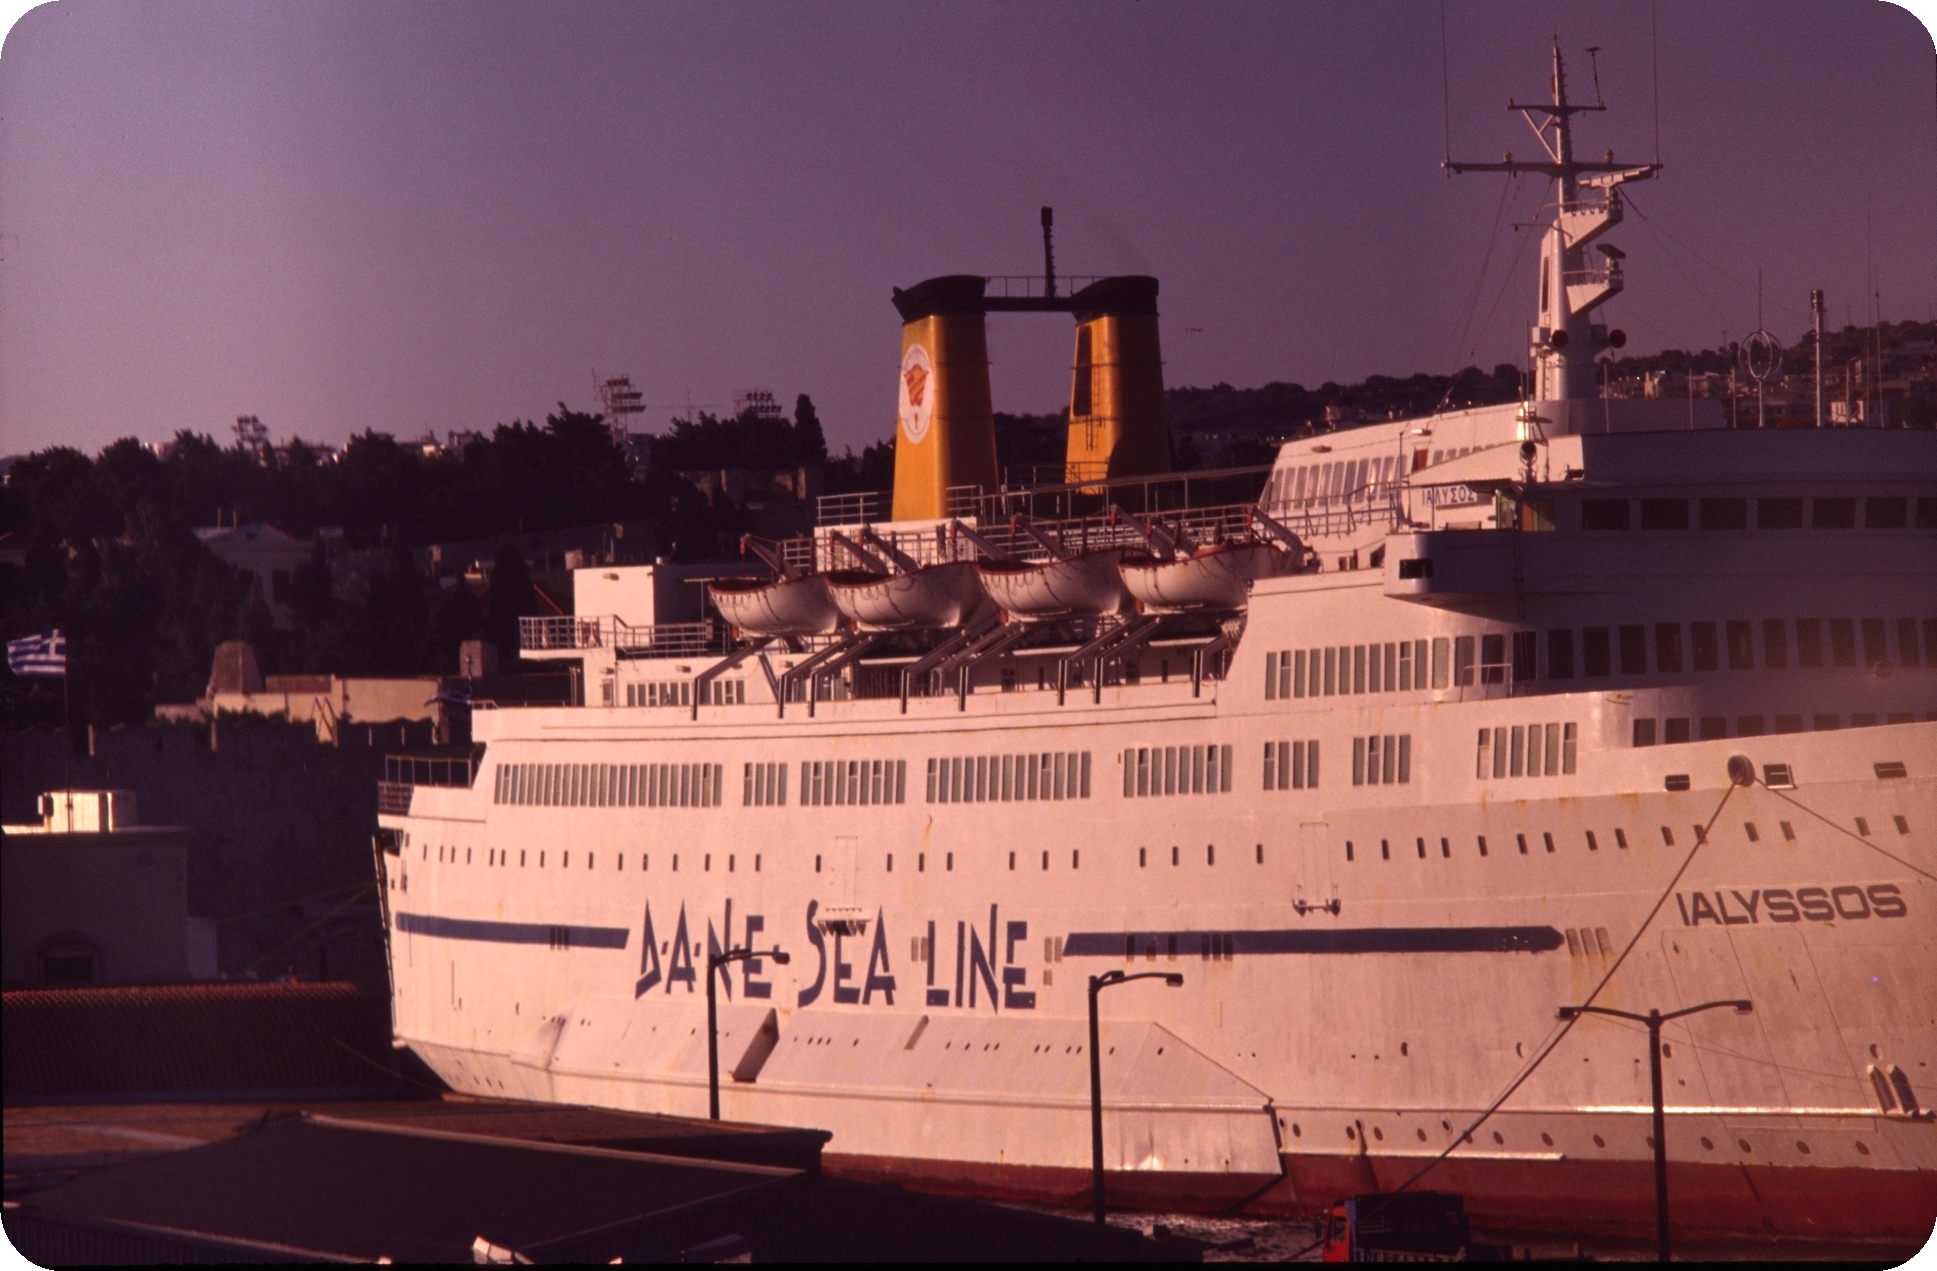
<box><xmin>1592</xmin><ymin>1134</ymin><xmax>1605</xmax><ymax>1148</ymax></box>
<box><xmin>1856</xmin><ymin>1141</ymin><xmax>1870</xmax><ymax>1156</ymax></box>
<box><xmin>1492</xmin><ymin>1131</ymin><xmax>1505</xmax><ymax>1145</ymax></box>
<box><xmin>1346</xmin><ymin>1125</ymin><xmax>1357</xmax><ymax>1141</ymax></box>
<box><xmin>1372</xmin><ymin>1127</ymin><xmax>1383</xmax><ymax>1141</ymax></box>
<box><xmin>1700</xmin><ymin>1136</ymin><xmax>1714</xmax><ymax>1151</ymax></box>
<box><xmin>1796</xmin><ymin>1141</ymin><xmax>1811</xmax><ymax>1155</ymax></box>
<box><xmin>1541</xmin><ymin>1132</ymin><xmax>1554</xmax><ymax>1147</ymax></box>
<box><xmin>1416</xmin><ymin>1128</ymin><xmax>1427</xmax><ymax>1142</ymax></box>
<box><xmin>1738</xmin><ymin>1139</ymin><xmax>1752</xmax><ymax>1153</ymax></box>
<box><xmin>1292</xmin><ymin>1123</ymin><xmax>1302</xmax><ymax>1137</ymax></box>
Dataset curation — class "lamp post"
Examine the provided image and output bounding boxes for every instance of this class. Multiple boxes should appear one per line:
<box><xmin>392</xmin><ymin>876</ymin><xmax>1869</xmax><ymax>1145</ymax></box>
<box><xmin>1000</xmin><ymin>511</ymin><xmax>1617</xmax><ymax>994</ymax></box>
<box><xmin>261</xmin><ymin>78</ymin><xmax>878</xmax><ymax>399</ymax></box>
<box><xmin>706</xmin><ymin>945</ymin><xmax>789</xmax><ymax>1121</ymax></box>
<box><xmin>1089</xmin><ymin>969</ymin><xmax>1184</xmax><ymax>1224</ymax></box>
<box><xmin>1558</xmin><ymin>999</ymin><xmax>1752</xmax><ymax>1262</ymax></box>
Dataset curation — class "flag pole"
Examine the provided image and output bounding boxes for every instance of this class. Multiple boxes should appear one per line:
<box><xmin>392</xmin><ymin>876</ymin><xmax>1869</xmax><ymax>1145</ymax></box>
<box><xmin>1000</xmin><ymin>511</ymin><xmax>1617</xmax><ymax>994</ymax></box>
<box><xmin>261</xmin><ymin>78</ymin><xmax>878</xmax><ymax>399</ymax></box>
<box><xmin>62</xmin><ymin>652</ymin><xmax>73</xmax><ymax>804</ymax></box>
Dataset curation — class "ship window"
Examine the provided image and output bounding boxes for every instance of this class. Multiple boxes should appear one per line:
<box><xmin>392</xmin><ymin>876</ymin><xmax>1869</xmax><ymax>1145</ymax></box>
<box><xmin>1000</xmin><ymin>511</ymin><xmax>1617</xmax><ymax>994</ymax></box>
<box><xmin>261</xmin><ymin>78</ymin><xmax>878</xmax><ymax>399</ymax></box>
<box><xmin>1257</xmin><ymin>843</ymin><xmax>1264</xmax><ymax>864</ymax></box>
<box><xmin>1896</xmin><ymin>618</ymin><xmax>1921</xmax><ymax>667</ymax></box>
<box><xmin>1508</xmin><ymin>726</ymin><xmax>1525</xmax><ymax>777</ymax></box>
<box><xmin>1431</xmin><ymin>637</ymin><xmax>1450</xmax><ymax>689</ymax></box>
<box><xmin>1744</xmin><ymin>822</ymin><xmax>1760</xmax><ymax>843</ymax></box>
<box><xmin>1920</xmin><ymin>498</ymin><xmax>1937</xmax><ymax>529</ymax></box>
<box><xmin>1353</xmin><ymin>645</ymin><xmax>1367</xmax><ymax>693</ymax></box>
<box><xmin>1757</xmin><ymin>497</ymin><xmax>1804</xmax><ymax>529</ymax></box>
<box><xmin>1633</xmin><ymin>719</ymin><xmax>1657</xmax><ymax>747</ymax></box>
<box><xmin>1664</xmin><ymin>717</ymin><xmax>1691</xmax><ymax>744</ymax></box>
<box><xmin>1140</xmin><ymin>847</ymin><xmax>1146</xmax><ymax>867</ymax></box>
<box><xmin>1855</xmin><ymin>817</ymin><xmax>1871</xmax><ymax>837</ymax></box>
<box><xmin>1562</xmin><ymin>722</ymin><xmax>1577</xmax><ymax>773</ymax></box>
<box><xmin>1699</xmin><ymin>498</ymin><xmax>1748</xmax><ymax>529</ymax></box>
<box><xmin>1265</xmin><ymin>651</ymin><xmax>1278</xmax><ymax>699</ymax></box>
<box><xmin>1760</xmin><ymin>618</ymin><xmax>1788</xmax><ymax>669</ymax></box>
<box><xmin>1581</xmin><ymin>499</ymin><xmax>1630</xmax><ymax>530</ymax></box>
<box><xmin>1619</xmin><ymin>625</ymin><xmax>1647</xmax><ymax>674</ymax></box>
<box><xmin>1476</xmin><ymin>632</ymin><xmax>1502</xmax><ymax>685</ymax></box>
<box><xmin>1492</xmin><ymin>727</ymin><xmax>1507</xmax><ymax>777</ymax></box>
<box><xmin>1896</xmin><ymin>815</ymin><xmax>1911</xmax><ymax>834</ymax></box>
<box><xmin>1292</xmin><ymin>649</ymin><xmax>1306</xmax><ymax>697</ymax></box>
<box><xmin>1008</xmin><ymin>852</ymin><xmax>1016</xmax><ymax>870</ymax></box>
<box><xmin>1516</xmin><ymin>834</ymin><xmax>1528</xmax><ymax>855</ymax></box>
<box><xmin>1398</xmin><ymin>641</ymin><xmax>1414</xmax><ymax>689</ymax></box>
<box><xmin>1380</xmin><ymin>839</ymin><xmax>1390</xmax><ymax>860</ymax></box>
<box><xmin>1477</xmin><ymin>836</ymin><xmax>1487</xmax><ymax>856</ymax></box>
<box><xmin>1661</xmin><ymin>826</ymin><xmax>1675</xmax><ymax>845</ymax></box>
<box><xmin>1454</xmin><ymin>636</ymin><xmax>1476</xmax><ymax>686</ymax></box>
<box><xmin>1416</xmin><ymin>837</ymin><xmax>1426</xmax><ymax>859</ymax></box>
<box><xmin>1586</xmin><ymin>830</ymin><xmax>1599</xmax><ymax>851</ymax></box>
<box><xmin>1475</xmin><ymin>729</ymin><xmax>1491</xmax><ymax>778</ymax></box>
<box><xmin>1172</xmin><ymin>845</ymin><xmax>1180</xmax><ymax>865</ymax></box>
<box><xmin>1345</xmin><ymin>841</ymin><xmax>1354</xmax><ymax>862</ymax></box>
<box><xmin>1323</xmin><ymin>647</ymin><xmax>1337</xmax><ymax>695</ymax></box>
<box><xmin>1655</xmin><ymin>624</ymin><xmax>1683</xmax><ymax>673</ymax></box>
<box><xmin>1543</xmin><ymin>832</ymin><xmax>1555</xmax><ymax>854</ymax></box>
<box><xmin>1691</xmin><ymin>622</ymin><xmax>1718</xmax><ymax>671</ymax></box>
<box><xmin>1737</xmin><ymin>715</ymin><xmax>1765</xmax><ymax>736</ymax></box>
<box><xmin>1512</xmin><ymin>631</ymin><xmax>1536</xmax><ymax>684</ymax></box>
<box><xmin>1582</xmin><ymin>626</ymin><xmax>1610</xmax><ymax>676</ymax></box>
<box><xmin>1614</xmin><ymin>828</ymin><xmax>1627</xmax><ymax>849</ymax></box>
<box><xmin>1812</xmin><ymin>497</ymin><xmax>1857</xmax><ymax>529</ymax></box>
<box><xmin>1639</xmin><ymin>498</ymin><xmax>1689</xmax><ymax>530</ymax></box>
<box><xmin>1829</xmin><ymin>618</ymin><xmax>1856</xmax><ymax>667</ymax></box>
<box><xmin>1547</xmin><ymin>630</ymin><xmax>1574</xmax><ymax>679</ymax></box>
<box><xmin>1865</xmin><ymin>497</ymin><xmax>1907</xmax><ymax>528</ymax></box>
<box><xmin>1725</xmin><ymin>620</ymin><xmax>1754</xmax><ymax>670</ymax></box>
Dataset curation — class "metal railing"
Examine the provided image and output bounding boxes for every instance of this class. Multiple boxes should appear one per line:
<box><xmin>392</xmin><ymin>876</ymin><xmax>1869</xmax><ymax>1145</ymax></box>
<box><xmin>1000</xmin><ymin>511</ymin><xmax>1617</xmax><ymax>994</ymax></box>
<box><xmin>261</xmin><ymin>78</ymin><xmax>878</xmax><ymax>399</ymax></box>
<box><xmin>815</xmin><ymin>490</ymin><xmax>890</xmax><ymax>527</ymax></box>
<box><xmin>520</xmin><ymin>615</ymin><xmax>724</xmax><ymax>657</ymax></box>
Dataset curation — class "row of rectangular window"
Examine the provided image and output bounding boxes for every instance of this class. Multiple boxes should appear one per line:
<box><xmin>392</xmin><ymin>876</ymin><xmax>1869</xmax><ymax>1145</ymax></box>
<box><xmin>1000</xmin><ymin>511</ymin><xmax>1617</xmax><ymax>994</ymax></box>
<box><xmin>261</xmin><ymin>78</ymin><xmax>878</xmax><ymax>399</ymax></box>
<box><xmin>805</xmin><ymin>759</ymin><xmax>907</xmax><ymax>806</ymax></box>
<box><xmin>928</xmin><ymin>753</ymin><xmax>1089</xmax><ymax>804</ymax></box>
<box><xmin>1632</xmin><ymin>712</ymin><xmax>1924</xmax><ymax>745</ymax></box>
<box><xmin>1544</xmin><ymin>617</ymin><xmax>1931</xmax><ymax>678</ymax></box>
<box><xmin>745</xmin><ymin>762</ymin><xmax>787</xmax><ymax>806</ymax></box>
<box><xmin>626</xmin><ymin>680</ymin><xmax>746</xmax><ymax>707</ymax></box>
<box><xmin>1477</xmin><ymin>723</ymin><xmax>1578</xmax><ymax>778</ymax></box>
<box><xmin>1125</xmin><ymin>745</ymin><xmax>1234</xmax><ymax>797</ymax></box>
<box><xmin>1266</xmin><ymin>641</ymin><xmax>1446</xmax><ymax>698</ymax></box>
<box><xmin>1262</xmin><ymin>740</ymin><xmax>1320</xmax><ymax>790</ymax></box>
<box><xmin>1581</xmin><ymin>495</ymin><xmax>1934</xmax><ymax>532</ymax></box>
<box><xmin>1351</xmin><ymin>734</ymin><xmax>1413</xmax><ymax>786</ymax></box>
<box><xmin>494</xmin><ymin>762</ymin><xmax>724</xmax><ymax>808</ymax></box>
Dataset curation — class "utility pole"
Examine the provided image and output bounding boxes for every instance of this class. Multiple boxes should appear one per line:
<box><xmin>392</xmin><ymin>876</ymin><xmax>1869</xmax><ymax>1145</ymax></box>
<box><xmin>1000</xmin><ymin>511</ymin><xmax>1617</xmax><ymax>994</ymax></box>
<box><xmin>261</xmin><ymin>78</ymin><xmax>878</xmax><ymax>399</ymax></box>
<box><xmin>1558</xmin><ymin>999</ymin><xmax>1753</xmax><ymax>1262</ymax></box>
<box><xmin>705</xmin><ymin>944</ymin><xmax>790</xmax><ymax>1120</ymax></box>
<box><xmin>1811</xmin><ymin>289</ymin><xmax>1826</xmax><ymax>429</ymax></box>
<box><xmin>1088</xmin><ymin>969</ymin><xmax>1184</xmax><ymax>1224</ymax></box>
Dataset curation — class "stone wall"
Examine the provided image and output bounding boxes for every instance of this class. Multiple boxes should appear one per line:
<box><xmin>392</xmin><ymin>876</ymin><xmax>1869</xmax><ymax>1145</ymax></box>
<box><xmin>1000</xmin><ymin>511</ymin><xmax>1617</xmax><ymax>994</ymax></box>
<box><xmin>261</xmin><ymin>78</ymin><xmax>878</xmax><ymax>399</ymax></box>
<box><xmin>2</xmin><ymin>720</ymin><xmax>395</xmax><ymax>997</ymax></box>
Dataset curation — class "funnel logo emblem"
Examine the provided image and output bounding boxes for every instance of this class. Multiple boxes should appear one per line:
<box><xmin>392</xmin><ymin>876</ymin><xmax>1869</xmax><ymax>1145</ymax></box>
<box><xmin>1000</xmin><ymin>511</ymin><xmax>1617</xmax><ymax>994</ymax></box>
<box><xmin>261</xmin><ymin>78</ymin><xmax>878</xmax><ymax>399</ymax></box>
<box><xmin>899</xmin><ymin>343</ymin><xmax>934</xmax><ymax>445</ymax></box>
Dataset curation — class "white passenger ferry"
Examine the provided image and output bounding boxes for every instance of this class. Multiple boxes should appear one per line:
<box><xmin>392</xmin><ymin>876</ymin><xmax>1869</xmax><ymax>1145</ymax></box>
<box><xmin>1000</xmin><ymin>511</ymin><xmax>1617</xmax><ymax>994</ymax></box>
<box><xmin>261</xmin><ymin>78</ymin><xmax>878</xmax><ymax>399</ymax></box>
<box><xmin>376</xmin><ymin>49</ymin><xmax>1936</xmax><ymax>1240</ymax></box>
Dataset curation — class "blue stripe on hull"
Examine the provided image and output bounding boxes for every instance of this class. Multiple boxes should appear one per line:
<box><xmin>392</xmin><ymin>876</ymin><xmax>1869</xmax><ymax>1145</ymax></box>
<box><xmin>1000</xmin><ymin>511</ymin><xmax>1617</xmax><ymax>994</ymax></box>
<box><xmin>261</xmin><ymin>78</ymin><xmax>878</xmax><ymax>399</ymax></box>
<box><xmin>394</xmin><ymin>912</ymin><xmax>630</xmax><ymax>949</ymax></box>
<box><xmin>1066</xmin><ymin>926</ymin><xmax>1563</xmax><ymax>956</ymax></box>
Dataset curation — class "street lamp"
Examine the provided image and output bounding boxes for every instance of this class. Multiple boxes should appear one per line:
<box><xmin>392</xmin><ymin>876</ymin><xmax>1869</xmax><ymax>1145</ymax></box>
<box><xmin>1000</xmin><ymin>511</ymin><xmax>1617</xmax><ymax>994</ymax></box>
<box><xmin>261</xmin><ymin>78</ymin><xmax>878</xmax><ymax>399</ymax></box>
<box><xmin>1557</xmin><ymin>999</ymin><xmax>1752</xmax><ymax>1262</ymax></box>
<box><xmin>706</xmin><ymin>945</ymin><xmax>789</xmax><ymax>1121</ymax></box>
<box><xmin>1089</xmin><ymin>968</ymin><xmax>1184</xmax><ymax>1224</ymax></box>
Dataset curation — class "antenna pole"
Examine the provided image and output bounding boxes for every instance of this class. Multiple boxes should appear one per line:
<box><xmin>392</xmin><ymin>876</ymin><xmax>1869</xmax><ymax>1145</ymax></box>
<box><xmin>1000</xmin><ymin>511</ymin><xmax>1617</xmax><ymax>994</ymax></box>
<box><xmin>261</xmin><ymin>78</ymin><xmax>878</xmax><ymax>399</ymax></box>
<box><xmin>1811</xmin><ymin>288</ymin><xmax>1825</xmax><ymax>429</ymax></box>
<box><xmin>1041</xmin><ymin>207</ymin><xmax>1057</xmax><ymax>299</ymax></box>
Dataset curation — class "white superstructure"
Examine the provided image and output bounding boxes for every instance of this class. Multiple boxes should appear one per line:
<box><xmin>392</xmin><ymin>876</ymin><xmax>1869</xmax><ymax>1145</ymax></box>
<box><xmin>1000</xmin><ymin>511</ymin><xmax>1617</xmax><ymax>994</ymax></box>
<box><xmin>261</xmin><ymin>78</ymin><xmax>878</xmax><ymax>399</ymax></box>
<box><xmin>376</xmin><ymin>49</ymin><xmax>1937</xmax><ymax>1239</ymax></box>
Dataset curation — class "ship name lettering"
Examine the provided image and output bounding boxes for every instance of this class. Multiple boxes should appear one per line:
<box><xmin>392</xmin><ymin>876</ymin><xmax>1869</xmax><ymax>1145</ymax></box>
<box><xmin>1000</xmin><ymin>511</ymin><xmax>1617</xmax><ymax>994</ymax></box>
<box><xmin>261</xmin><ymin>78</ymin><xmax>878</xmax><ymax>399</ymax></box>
<box><xmin>1677</xmin><ymin>883</ymin><xmax>1905</xmax><ymax>926</ymax></box>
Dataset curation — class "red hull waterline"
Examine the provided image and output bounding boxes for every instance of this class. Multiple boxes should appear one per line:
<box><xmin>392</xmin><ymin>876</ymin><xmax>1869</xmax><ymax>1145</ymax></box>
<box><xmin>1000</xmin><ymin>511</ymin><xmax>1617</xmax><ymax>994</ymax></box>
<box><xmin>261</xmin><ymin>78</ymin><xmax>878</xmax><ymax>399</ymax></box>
<box><xmin>823</xmin><ymin>1151</ymin><xmax>1937</xmax><ymax>1243</ymax></box>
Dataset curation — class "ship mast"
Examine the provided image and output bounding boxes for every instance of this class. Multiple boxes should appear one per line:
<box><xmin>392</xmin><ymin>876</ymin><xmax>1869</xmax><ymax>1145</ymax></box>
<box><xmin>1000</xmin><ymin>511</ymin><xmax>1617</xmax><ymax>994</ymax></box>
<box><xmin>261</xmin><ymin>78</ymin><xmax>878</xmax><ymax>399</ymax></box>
<box><xmin>1446</xmin><ymin>42</ymin><xmax>1659</xmax><ymax>401</ymax></box>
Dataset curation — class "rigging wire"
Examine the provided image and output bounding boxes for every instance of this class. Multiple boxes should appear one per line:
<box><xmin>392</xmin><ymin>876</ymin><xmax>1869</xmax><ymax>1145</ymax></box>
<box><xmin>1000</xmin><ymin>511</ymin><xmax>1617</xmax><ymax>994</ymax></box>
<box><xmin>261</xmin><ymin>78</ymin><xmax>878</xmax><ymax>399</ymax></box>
<box><xmin>1278</xmin><ymin>778</ymin><xmax>1743</xmax><ymax>1258</ymax></box>
<box><xmin>1439</xmin><ymin>177</ymin><xmax>1516</xmax><ymax>399</ymax></box>
<box><xmin>1760</xmin><ymin>784</ymin><xmax>1937</xmax><ymax>884</ymax></box>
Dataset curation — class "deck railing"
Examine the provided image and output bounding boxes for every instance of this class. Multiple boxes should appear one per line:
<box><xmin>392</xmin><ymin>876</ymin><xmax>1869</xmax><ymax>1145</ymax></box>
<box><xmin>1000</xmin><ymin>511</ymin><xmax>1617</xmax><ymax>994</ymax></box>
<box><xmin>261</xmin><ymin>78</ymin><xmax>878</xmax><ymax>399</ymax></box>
<box><xmin>520</xmin><ymin>615</ymin><xmax>724</xmax><ymax>657</ymax></box>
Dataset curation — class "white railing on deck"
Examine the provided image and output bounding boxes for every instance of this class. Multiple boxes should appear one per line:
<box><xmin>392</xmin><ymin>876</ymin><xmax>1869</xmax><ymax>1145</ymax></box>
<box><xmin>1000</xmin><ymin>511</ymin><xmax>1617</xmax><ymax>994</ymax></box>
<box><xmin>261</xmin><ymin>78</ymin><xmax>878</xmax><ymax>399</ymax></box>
<box><xmin>520</xmin><ymin>615</ymin><xmax>724</xmax><ymax>657</ymax></box>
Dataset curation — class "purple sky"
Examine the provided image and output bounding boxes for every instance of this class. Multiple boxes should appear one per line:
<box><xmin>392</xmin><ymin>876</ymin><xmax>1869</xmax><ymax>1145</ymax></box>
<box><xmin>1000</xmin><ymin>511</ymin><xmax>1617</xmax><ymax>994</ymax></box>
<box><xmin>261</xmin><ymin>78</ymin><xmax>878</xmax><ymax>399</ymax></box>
<box><xmin>2</xmin><ymin>1</ymin><xmax>1933</xmax><ymax>459</ymax></box>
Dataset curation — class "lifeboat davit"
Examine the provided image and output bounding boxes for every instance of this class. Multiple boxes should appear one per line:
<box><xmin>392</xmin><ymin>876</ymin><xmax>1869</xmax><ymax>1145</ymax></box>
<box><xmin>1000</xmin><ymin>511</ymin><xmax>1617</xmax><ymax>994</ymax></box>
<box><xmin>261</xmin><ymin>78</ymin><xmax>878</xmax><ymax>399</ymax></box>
<box><xmin>1118</xmin><ymin>541</ymin><xmax>1292</xmax><ymax>612</ymax></box>
<box><xmin>977</xmin><ymin>550</ymin><xmax>1131</xmax><ymax>621</ymax></box>
<box><xmin>825</xmin><ymin>561</ymin><xmax>986</xmax><ymax>630</ymax></box>
<box><xmin>707</xmin><ymin>574</ymin><xmax>841</xmax><ymax>637</ymax></box>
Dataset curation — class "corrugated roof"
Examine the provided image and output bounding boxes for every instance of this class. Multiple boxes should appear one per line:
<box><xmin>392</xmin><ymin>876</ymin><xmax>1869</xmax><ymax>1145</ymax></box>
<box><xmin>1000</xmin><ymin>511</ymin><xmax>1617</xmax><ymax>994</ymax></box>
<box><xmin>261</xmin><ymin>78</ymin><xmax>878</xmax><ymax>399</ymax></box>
<box><xmin>3</xmin><ymin>982</ymin><xmax>395</xmax><ymax>1100</ymax></box>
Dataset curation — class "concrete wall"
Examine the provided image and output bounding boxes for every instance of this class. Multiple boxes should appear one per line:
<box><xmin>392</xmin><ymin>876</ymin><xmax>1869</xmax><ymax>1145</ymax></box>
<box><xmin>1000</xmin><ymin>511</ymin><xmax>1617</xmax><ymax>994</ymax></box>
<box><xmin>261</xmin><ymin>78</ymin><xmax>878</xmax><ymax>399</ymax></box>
<box><xmin>1</xmin><ymin>828</ymin><xmax>191</xmax><ymax>985</ymax></box>
<box><xmin>2</xmin><ymin>720</ymin><xmax>392</xmax><ymax>995</ymax></box>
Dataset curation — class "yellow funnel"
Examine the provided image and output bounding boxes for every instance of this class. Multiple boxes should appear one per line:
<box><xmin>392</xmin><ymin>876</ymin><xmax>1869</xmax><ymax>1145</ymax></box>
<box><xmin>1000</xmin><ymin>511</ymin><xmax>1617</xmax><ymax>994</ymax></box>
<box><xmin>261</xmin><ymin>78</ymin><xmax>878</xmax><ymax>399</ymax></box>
<box><xmin>890</xmin><ymin>276</ymin><xmax>998</xmax><ymax>521</ymax></box>
<box><xmin>1064</xmin><ymin>277</ymin><xmax>1167</xmax><ymax>486</ymax></box>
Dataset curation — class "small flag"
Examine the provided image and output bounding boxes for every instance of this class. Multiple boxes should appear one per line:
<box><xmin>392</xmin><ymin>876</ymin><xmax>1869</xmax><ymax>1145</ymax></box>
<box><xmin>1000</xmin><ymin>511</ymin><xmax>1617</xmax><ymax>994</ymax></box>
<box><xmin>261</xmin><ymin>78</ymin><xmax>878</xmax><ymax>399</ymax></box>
<box><xmin>6</xmin><ymin>629</ymin><xmax>67</xmax><ymax>679</ymax></box>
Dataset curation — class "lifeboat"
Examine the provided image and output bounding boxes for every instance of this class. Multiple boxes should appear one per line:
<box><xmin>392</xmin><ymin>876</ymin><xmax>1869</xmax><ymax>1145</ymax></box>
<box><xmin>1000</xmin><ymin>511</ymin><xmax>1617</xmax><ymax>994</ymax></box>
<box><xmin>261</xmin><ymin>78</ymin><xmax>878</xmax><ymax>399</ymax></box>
<box><xmin>825</xmin><ymin>561</ymin><xmax>987</xmax><ymax>630</ymax></box>
<box><xmin>977</xmin><ymin>550</ymin><xmax>1131</xmax><ymax>621</ymax></box>
<box><xmin>1118</xmin><ymin>541</ymin><xmax>1292</xmax><ymax>612</ymax></box>
<box><xmin>707</xmin><ymin>574</ymin><xmax>841</xmax><ymax>637</ymax></box>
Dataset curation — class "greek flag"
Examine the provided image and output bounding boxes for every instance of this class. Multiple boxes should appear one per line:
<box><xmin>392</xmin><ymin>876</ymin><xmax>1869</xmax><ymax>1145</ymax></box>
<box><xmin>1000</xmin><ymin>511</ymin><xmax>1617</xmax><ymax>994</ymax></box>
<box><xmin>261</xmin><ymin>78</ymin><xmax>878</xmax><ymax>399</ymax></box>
<box><xmin>6</xmin><ymin>629</ymin><xmax>67</xmax><ymax>678</ymax></box>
